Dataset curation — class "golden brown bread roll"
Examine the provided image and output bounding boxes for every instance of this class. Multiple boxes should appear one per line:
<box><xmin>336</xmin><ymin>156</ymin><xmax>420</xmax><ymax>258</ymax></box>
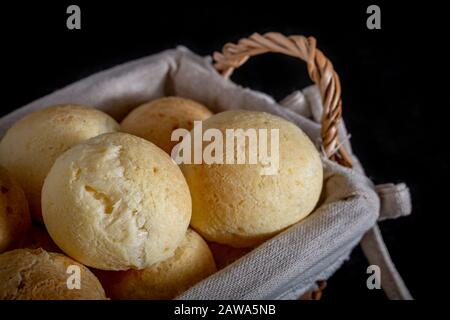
<box><xmin>0</xmin><ymin>105</ymin><xmax>120</xmax><ymax>222</ymax></box>
<box><xmin>181</xmin><ymin>110</ymin><xmax>323</xmax><ymax>248</ymax></box>
<box><xmin>42</xmin><ymin>132</ymin><xmax>191</xmax><ymax>270</ymax></box>
<box><xmin>95</xmin><ymin>229</ymin><xmax>216</xmax><ymax>299</ymax></box>
<box><xmin>0</xmin><ymin>248</ymin><xmax>107</xmax><ymax>300</ymax></box>
<box><xmin>0</xmin><ymin>166</ymin><xmax>31</xmax><ymax>253</ymax></box>
<box><xmin>121</xmin><ymin>97</ymin><xmax>213</xmax><ymax>154</ymax></box>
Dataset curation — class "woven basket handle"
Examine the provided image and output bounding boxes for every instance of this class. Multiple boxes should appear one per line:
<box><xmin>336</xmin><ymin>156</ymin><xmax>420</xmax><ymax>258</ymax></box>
<box><xmin>213</xmin><ymin>32</ymin><xmax>352</xmax><ymax>167</ymax></box>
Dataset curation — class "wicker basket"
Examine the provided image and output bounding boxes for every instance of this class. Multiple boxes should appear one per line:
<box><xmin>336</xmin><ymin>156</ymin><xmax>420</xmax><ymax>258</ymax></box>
<box><xmin>211</xmin><ymin>32</ymin><xmax>412</xmax><ymax>300</ymax></box>
<box><xmin>214</xmin><ymin>32</ymin><xmax>351</xmax><ymax>299</ymax></box>
<box><xmin>0</xmin><ymin>32</ymin><xmax>413</xmax><ymax>300</ymax></box>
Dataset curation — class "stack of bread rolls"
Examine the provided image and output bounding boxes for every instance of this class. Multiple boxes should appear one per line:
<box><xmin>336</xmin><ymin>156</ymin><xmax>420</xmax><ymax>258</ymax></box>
<box><xmin>0</xmin><ymin>96</ymin><xmax>323</xmax><ymax>299</ymax></box>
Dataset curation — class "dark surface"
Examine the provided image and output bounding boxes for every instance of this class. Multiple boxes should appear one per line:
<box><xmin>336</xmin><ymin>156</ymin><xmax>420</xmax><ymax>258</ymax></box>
<box><xmin>1</xmin><ymin>2</ymin><xmax>447</xmax><ymax>300</ymax></box>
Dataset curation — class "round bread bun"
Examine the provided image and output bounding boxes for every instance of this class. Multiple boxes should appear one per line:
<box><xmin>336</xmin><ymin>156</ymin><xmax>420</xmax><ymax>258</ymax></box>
<box><xmin>0</xmin><ymin>105</ymin><xmax>120</xmax><ymax>222</ymax></box>
<box><xmin>95</xmin><ymin>229</ymin><xmax>216</xmax><ymax>300</ymax></box>
<box><xmin>208</xmin><ymin>242</ymin><xmax>252</xmax><ymax>270</ymax></box>
<box><xmin>181</xmin><ymin>110</ymin><xmax>323</xmax><ymax>247</ymax></box>
<box><xmin>0</xmin><ymin>166</ymin><xmax>31</xmax><ymax>253</ymax></box>
<box><xmin>42</xmin><ymin>132</ymin><xmax>191</xmax><ymax>270</ymax></box>
<box><xmin>121</xmin><ymin>97</ymin><xmax>213</xmax><ymax>154</ymax></box>
<box><xmin>0</xmin><ymin>248</ymin><xmax>106</xmax><ymax>300</ymax></box>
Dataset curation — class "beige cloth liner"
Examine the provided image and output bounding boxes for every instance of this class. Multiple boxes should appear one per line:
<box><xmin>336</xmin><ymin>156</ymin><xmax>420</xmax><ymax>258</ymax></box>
<box><xmin>0</xmin><ymin>47</ymin><xmax>412</xmax><ymax>299</ymax></box>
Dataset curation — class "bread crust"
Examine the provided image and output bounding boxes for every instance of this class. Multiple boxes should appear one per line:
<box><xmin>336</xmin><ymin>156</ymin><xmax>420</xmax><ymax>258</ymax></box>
<box><xmin>96</xmin><ymin>229</ymin><xmax>216</xmax><ymax>299</ymax></box>
<box><xmin>0</xmin><ymin>105</ymin><xmax>120</xmax><ymax>222</ymax></box>
<box><xmin>181</xmin><ymin>110</ymin><xmax>323</xmax><ymax>247</ymax></box>
<box><xmin>42</xmin><ymin>132</ymin><xmax>192</xmax><ymax>270</ymax></box>
<box><xmin>0</xmin><ymin>248</ymin><xmax>106</xmax><ymax>300</ymax></box>
<box><xmin>0</xmin><ymin>166</ymin><xmax>31</xmax><ymax>253</ymax></box>
<box><xmin>121</xmin><ymin>97</ymin><xmax>213</xmax><ymax>154</ymax></box>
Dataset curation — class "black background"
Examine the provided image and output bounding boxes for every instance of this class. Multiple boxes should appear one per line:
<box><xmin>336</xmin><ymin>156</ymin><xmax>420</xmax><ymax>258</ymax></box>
<box><xmin>1</xmin><ymin>1</ymin><xmax>447</xmax><ymax>300</ymax></box>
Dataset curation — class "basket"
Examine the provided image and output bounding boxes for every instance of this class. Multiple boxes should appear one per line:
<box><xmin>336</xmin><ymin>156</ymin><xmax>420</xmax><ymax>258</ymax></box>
<box><xmin>0</xmin><ymin>32</ymin><xmax>413</xmax><ymax>300</ymax></box>
<box><xmin>211</xmin><ymin>33</ymin><xmax>414</xmax><ymax>300</ymax></box>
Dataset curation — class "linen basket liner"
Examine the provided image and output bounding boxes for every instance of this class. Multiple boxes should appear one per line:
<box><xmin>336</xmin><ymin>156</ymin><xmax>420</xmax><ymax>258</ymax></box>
<box><xmin>0</xmin><ymin>47</ymin><xmax>412</xmax><ymax>299</ymax></box>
